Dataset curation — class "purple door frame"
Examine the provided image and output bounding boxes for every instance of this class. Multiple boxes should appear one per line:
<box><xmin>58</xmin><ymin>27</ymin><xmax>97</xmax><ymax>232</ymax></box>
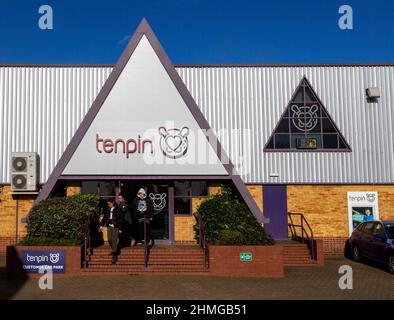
<box><xmin>263</xmin><ymin>185</ymin><xmax>288</xmax><ymax>240</ymax></box>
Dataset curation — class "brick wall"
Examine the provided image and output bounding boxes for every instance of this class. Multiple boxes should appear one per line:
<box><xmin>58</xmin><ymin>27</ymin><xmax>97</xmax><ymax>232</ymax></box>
<box><xmin>66</xmin><ymin>182</ymin><xmax>81</xmax><ymax>196</ymax></box>
<box><xmin>246</xmin><ymin>185</ymin><xmax>263</xmax><ymax>211</ymax></box>
<box><xmin>209</xmin><ymin>245</ymin><xmax>284</xmax><ymax>277</ymax></box>
<box><xmin>0</xmin><ymin>186</ymin><xmax>36</xmax><ymax>252</ymax></box>
<box><xmin>287</xmin><ymin>185</ymin><xmax>394</xmax><ymax>254</ymax></box>
<box><xmin>318</xmin><ymin>237</ymin><xmax>348</xmax><ymax>255</ymax></box>
<box><xmin>174</xmin><ymin>197</ymin><xmax>203</xmax><ymax>242</ymax></box>
<box><xmin>174</xmin><ymin>184</ymin><xmax>221</xmax><ymax>242</ymax></box>
<box><xmin>287</xmin><ymin>185</ymin><xmax>394</xmax><ymax>238</ymax></box>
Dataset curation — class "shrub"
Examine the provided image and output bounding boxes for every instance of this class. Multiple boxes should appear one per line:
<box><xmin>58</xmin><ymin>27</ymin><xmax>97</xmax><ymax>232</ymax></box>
<box><xmin>215</xmin><ymin>230</ymin><xmax>244</xmax><ymax>245</ymax></box>
<box><xmin>195</xmin><ymin>186</ymin><xmax>274</xmax><ymax>245</ymax></box>
<box><xmin>18</xmin><ymin>237</ymin><xmax>80</xmax><ymax>246</ymax></box>
<box><xmin>24</xmin><ymin>193</ymin><xmax>100</xmax><ymax>245</ymax></box>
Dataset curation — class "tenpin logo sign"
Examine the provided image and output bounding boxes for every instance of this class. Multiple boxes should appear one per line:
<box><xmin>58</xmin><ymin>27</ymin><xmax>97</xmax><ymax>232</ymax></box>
<box><xmin>49</xmin><ymin>253</ymin><xmax>60</xmax><ymax>264</ymax></box>
<box><xmin>21</xmin><ymin>250</ymin><xmax>66</xmax><ymax>274</ymax></box>
<box><xmin>366</xmin><ymin>193</ymin><xmax>376</xmax><ymax>203</ymax></box>
<box><xmin>159</xmin><ymin>126</ymin><xmax>190</xmax><ymax>159</ymax></box>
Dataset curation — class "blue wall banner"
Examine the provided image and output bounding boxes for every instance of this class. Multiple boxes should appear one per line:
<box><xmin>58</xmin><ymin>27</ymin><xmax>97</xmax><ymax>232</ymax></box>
<box><xmin>20</xmin><ymin>250</ymin><xmax>66</xmax><ymax>274</ymax></box>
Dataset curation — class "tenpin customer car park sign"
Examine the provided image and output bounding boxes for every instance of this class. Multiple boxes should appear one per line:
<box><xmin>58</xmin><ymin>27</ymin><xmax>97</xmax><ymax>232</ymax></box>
<box><xmin>20</xmin><ymin>250</ymin><xmax>66</xmax><ymax>274</ymax></box>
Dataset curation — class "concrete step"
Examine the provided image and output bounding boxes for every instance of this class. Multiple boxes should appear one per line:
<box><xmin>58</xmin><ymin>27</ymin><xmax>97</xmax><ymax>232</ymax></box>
<box><xmin>84</xmin><ymin>265</ymin><xmax>207</xmax><ymax>272</ymax></box>
<box><xmin>80</xmin><ymin>269</ymin><xmax>210</xmax><ymax>275</ymax></box>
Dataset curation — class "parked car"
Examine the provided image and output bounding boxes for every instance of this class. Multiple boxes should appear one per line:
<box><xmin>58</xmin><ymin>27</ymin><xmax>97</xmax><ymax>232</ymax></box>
<box><xmin>346</xmin><ymin>220</ymin><xmax>394</xmax><ymax>274</ymax></box>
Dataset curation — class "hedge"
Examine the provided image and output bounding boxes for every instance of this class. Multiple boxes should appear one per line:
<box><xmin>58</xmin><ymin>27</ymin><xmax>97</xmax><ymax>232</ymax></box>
<box><xmin>23</xmin><ymin>193</ymin><xmax>100</xmax><ymax>245</ymax></box>
<box><xmin>195</xmin><ymin>186</ymin><xmax>274</xmax><ymax>245</ymax></box>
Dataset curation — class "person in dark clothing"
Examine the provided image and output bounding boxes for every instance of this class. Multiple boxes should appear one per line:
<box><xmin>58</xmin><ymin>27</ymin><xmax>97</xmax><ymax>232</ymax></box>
<box><xmin>99</xmin><ymin>199</ymin><xmax>123</xmax><ymax>264</ymax></box>
<box><xmin>130</xmin><ymin>188</ymin><xmax>154</xmax><ymax>246</ymax></box>
<box><xmin>117</xmin><ymin>194</ymin><xmax>135</xmax><ymax>247</ymax></box>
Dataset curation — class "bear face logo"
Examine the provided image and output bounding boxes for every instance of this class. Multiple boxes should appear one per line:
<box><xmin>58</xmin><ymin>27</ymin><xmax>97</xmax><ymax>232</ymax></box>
<box><xmin>159</xmin><ymin>126</ymin><xmax>189</xmax><ymax>159</ymax></box>
<box><xmin>366</xmin><ymin>193</ymin><xmax>376</xmax><ymax>203</ymax></box>
<box><xmin>49</xmin><ymin>253</ymin><xmax>60</xmax><ymax>264</ymax></box>
<box><xmin>291</xmin><ymin>104</ymin><xmax>319</xmax><ymax>132</ymax></box>
<box><xmin>149</xmin><ymin>193</ymin><xmax>166</xmax><ymax>213</ymax></box>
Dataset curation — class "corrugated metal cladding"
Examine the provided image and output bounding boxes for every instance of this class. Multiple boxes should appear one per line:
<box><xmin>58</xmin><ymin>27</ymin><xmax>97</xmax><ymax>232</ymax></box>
<box><xmin>1</xmin><ymin>65</ymin><xmax>393</xmax><ymax>184</ymax></box>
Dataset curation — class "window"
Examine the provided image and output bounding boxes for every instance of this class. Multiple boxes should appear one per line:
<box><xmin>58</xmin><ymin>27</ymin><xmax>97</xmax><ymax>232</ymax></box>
<box><xmin>81</xmin><ymin>180</ymin><xmax>116</xmax><ymax>198</ymax></box>
<box><xmin>191</xmin><ymin>181</ymin><xmax>208</xmax><ymax>196</ymax></box>
<box><xmin>174</xmin><ymin>181</ymin><xmax>191</xmax><ymax>215</ymax></box>
<box><xmin>363</xmin><ymin>222</ymin><xmax>375</xmax><ymax>234</ymax></box>
<box><xmin>384</xmin><ymin>223</ymin><xmax>394</xmax><ymax>239</ymax></box>
<box><xmin>374</xmin><ymin>223</ymin><xmax>385</xmax><ymax>235</ymax></box>
<box><xmin>264</xmin><ymin>77</ymin><xmax>351</xmax><ymax>152</ymax></box>
<box><xmin>173</xmin><ymin>181</ymin><xmax>208</xmax><ymax>215</ymax></box>
<box><xmin>356</xmin><ymin>222</ymin><xmax>365</xmax><ymax>232</ymax></box>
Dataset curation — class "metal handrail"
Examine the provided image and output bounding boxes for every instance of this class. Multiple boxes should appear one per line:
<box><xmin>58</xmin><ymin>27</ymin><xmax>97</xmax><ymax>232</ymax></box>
<box><xmin>82</xmin><ymin>215</ymin><xmax>91</xmax><ymax>268</ymax></box>
<box><xmin>197</xmin><ymin>215</ymin><xmax>209</xmax><ymax>269</ymax></box>
<box><xmin>288</xmin><ymin>212</ymin><xmax>316</xmax><ymax>261</ymax></box>
<box><xmin>143</xmin><ymin>218</ymin><xmax>149</xmax><ymax>271</ymax></box>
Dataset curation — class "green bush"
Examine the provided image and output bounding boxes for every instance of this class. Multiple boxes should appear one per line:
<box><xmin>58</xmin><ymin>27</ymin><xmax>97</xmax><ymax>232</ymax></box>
<box><xmin>19</xmin><ymin>237</ymin><xmax>80</xmax><ymax>246</ymax></box>
<box><xmin>24</xmin><ymin>193</ymin><xmax>100</xmax><ymax>245</ymax></box>
<box><xmin>215</xmin><ymin>230</ymin><xmax>244</xmax><ymax>245</ymax></box>
<box><xmin>195</xmin><ymin>186</ymin><xmax>274</xmax><ymax>245</ymax></box>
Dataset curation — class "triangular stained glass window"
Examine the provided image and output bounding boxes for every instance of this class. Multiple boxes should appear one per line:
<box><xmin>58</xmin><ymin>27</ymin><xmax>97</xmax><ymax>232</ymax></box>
<box><xmin>264</xmin><ymin>76</ymin><xmax>351</xmax><ymax>151</ymax></box>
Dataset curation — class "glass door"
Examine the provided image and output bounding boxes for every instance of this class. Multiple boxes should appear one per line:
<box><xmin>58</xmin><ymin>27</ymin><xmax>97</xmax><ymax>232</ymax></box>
<box><xmin>147</xmin><ymin>183</ymin><xmax>170</xmax><ymax>241</ymax></box>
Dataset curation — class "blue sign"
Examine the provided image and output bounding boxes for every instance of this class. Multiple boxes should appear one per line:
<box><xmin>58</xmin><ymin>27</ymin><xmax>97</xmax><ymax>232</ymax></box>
<box><xmin>20</xmin><ymin>250</ymin><xmax>66</xmax><ymax>274</ymax></box>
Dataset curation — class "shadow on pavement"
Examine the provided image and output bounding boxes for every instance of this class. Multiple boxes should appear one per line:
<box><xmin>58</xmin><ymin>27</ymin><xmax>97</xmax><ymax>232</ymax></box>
<box><xmin>0</xmin><ymin>250</ymin><xmax>29</xmax><ymax>300</ymax></box>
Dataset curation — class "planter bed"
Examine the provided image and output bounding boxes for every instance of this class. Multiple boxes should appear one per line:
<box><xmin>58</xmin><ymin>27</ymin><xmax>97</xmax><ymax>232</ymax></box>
<box><xmin>208</xmin><ymin>245</ymin><xmax>284</xmax><ymax>278</ymax></box>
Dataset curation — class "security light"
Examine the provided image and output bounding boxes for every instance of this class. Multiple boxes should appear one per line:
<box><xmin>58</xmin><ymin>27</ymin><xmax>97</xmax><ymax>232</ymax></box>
<box><xmin>366</xmin><ymin>87</ymin><xmax>380</xmax><ymax>100</ymax></box>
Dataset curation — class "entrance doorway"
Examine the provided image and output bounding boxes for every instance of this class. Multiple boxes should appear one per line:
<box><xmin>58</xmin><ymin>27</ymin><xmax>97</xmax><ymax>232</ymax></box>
<box><xmin>121</xmin><ymin>181</ymin><xmax>172</xmax><ymax>243</ymax></box>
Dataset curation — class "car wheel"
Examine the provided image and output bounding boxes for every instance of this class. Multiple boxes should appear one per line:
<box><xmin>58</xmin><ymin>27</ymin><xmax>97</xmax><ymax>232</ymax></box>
<box><xmin>352</xmin><ymin>245</ymin><xmax>361</xmax><ymax>262</ymax></box>
<box><xmin>388</xmin><ymin>255</ymin><xmax>394</xmax><ymax>274</ymax></box>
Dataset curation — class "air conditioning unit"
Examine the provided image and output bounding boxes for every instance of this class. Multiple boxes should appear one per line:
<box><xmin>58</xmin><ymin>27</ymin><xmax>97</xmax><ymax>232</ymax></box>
<box><xmin>10</xmin><ymin>152</ymin><xmax>39</xmax><ymax>192</ymax></box>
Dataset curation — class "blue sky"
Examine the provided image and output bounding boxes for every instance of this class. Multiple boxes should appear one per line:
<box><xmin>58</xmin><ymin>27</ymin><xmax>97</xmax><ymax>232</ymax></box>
<box><xmin>0</xmin><ymin>0</ymin><xmax>393</xmax><ymax>64</ymax></box>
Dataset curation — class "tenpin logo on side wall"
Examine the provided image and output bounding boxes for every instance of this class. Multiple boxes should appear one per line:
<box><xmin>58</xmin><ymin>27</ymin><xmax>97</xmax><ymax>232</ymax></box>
<box><xmin>159</xmin><ymin>126</ymin><xmax>189</xmax><ymax>159</ymax></box>
<box><xmin>291</xmin><ymin>105</ymin><xmax>319</xmax><ymax>132</ymax></box>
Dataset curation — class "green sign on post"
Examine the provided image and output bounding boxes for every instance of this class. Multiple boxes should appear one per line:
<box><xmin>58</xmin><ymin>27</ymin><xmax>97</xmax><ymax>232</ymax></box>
<box><xmin>240</xmin><ymin>252</ymin><xmax>253</xmax><ymax>262</ymax></box>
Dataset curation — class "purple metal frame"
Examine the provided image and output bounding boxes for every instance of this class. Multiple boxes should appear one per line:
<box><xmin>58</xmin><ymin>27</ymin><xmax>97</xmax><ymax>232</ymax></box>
<box><xmin>32</xmin><ymin>18</ymin><xmax>263</xmax><ymax>223</ymax></box>
<box><xmin>263</xmin><ymin>76</ymin><xmax>351</xmax><ymax>152</ymax></box>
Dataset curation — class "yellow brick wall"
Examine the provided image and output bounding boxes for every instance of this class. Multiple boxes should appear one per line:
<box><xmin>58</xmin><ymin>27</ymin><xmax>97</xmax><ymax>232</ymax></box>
<box><xmin>0</xmin><ymin>186</ymin><xmax>35</xmax><ymax>238</ymax></box>
<box><xmin>208</xmin><ymin>184</ymin><xmax>221</xmax><ymax>196</ymax></box>
<box><xmin>287</xmin><ymin>185</ymin><xmax>394</xmax><ymax>237</ymax></box>
<box><xmin>174</xmin><ymin>197</ymin><xmax>204</xmax><ymax>242</ymax></box>
<box><xmin>173</xmin><ymin>184</ymin><xmax>264</xmax><ymax>241</ymax></box>
<box><xmin>246</xmin><ymin>184</ymin><xmax>263</xmax><ymax>211</ymax></box>
<box><xmin>66</xmin><ymin>182</ymin><xmax>81</xmax><ymax>196</ymax></box>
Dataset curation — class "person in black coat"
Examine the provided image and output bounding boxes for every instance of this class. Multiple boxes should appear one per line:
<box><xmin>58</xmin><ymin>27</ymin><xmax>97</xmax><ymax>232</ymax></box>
<box><xmin>117</xmin><ymin>194</ymin><xmax>135</xmax><ymax>247</ymax></box>
<box><xmin>130</xmin><ymin>188</ymin><xmax>154</xmax><ymax>246</ymax></box>
<box><xmin>99</xmin><ymin>199</ymin><xmax>123</xmax><ymax>264</ymax></box>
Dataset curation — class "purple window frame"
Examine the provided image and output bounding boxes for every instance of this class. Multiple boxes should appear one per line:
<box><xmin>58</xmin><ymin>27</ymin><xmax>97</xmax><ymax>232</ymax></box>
<box><xmin>264</xmin><ymin>76</ymin><xmax>352</xmax><ymax>153</ymax></box>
